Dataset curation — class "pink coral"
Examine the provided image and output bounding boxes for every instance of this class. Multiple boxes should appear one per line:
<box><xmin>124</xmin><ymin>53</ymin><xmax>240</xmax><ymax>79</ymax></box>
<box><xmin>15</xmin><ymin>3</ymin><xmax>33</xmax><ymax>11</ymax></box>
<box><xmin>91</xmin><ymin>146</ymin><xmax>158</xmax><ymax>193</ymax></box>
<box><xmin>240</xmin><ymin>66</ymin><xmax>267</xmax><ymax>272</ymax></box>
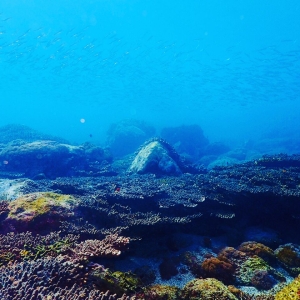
<box><xmin>71</xmin><ymin>233</ymin><xmax>130</xmax><ymax>261</ymax></box>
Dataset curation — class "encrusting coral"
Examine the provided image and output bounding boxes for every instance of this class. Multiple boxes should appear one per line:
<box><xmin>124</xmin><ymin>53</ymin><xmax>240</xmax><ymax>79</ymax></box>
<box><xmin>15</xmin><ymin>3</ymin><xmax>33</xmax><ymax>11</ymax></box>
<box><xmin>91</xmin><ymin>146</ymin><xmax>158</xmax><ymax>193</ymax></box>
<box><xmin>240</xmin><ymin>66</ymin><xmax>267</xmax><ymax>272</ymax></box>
<box><xmin>274</xmin><ymin>274</ymin><xmax>300</xmax><ymax>300</ymax></box>
<box><xmin>4</xmin><ymin>192</ymin><xmax>79</xmax><ymax>231</ymax></box>
<box><xmin>181</xmin><ymin>278</ymin><xmax>238</xmax><ymax>300</ymax></box>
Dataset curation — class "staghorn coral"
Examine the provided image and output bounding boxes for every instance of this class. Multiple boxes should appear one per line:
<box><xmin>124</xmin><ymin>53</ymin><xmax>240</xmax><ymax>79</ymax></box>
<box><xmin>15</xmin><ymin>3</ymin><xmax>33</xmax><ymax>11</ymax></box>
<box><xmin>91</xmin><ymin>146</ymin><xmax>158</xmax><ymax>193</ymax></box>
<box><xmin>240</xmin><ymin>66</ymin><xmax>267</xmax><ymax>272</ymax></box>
<box><xmin>70</xmin><ymin>233</ymin><xmax>130</xmax><ymax>261</ymax></box>
<box><xmin>0</xmin><ymin>255</ymin><xmax>87</xmax><ymax>299</ymax></box>
<box><xmin>0</xmin><ymin>231</ymin><xmax>79</xmax><ymax>265</ymax></box>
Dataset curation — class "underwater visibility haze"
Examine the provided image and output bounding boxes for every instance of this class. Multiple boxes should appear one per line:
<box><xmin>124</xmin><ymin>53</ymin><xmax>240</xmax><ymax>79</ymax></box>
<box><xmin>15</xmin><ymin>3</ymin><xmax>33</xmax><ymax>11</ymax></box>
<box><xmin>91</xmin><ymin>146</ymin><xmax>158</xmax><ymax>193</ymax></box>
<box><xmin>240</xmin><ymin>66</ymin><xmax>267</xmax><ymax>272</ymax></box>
<box><xmin>0</xmin><ymin>0</ymin><xmax>299</xmax><ymax>146</ymax></box>
<box><xmin>0</xmin><ymin>1</ymin><xmax>300</xmax><ymax>300</ymax></box>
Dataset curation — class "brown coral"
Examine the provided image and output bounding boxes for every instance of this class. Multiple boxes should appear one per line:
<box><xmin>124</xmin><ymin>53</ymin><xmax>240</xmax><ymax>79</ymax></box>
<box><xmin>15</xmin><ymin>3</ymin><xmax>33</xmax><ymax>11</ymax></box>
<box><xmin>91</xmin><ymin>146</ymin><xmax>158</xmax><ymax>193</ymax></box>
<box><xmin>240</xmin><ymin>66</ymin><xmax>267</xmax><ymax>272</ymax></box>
<box><xmin>238</xmin><ymin>241</ymin><xmax>276</xmax><ymax>264</ymax></box>
<box><xmin>201</xmin><ymin>257</ymin><xmax>235</xmax><ymax>284</ymax></box>
<box><xmin>217</xmin><ymin>247</ymin><xmax>248</xmax><ymax>267</ymax></box>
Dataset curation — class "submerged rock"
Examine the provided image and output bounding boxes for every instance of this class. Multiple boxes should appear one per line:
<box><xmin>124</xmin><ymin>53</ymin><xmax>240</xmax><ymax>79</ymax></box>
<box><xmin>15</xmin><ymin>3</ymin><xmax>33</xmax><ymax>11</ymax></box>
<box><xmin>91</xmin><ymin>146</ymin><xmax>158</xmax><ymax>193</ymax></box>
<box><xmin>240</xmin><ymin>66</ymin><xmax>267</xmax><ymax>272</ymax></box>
<box><xmin>3</xmin><ymin>192</ymin><xmax>79</xmax><ymax>232</ymax></box>
<box><xmin>129</xmin><ymin>140</ymin><xmax>182</xmax><ymax>175</ymax></box>
<box><xmin>160</xmin><ymin>124</ymin><xmax>209</xmax><ymax>159</ymax></box>
<box><xmin>275</xmin><ymin>243</ymin><xmax>300</xmax><ymax>276</ymax></box>
<box><xmin>181</xmin><ymin>278</ymin><xmax>238</xmax><ymax>300</ymax></box>
<box><xmin>106</xmin><ymin>119</ymin><xmax>155</xmax><ymax>157</ymax></box>
<box><xmin>0</xmin><ymin>140</ymin><xmax>111</xmax><ymax>178</ymax></box>
<box><xmin>0</xmin><ymin>124</ymin><xmax>68</xmax><ymax>144</ymax></box>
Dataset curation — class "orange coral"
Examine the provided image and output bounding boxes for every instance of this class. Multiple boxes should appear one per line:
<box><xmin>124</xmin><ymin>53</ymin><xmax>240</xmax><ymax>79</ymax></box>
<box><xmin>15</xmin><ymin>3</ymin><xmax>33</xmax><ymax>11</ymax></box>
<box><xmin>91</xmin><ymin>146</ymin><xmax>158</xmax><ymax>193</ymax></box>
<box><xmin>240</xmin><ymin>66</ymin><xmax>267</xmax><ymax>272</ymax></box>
<box><xmin>201</xmin><ymin>257</ymin><xmax>235</xmax><ymax>284</ymax></box>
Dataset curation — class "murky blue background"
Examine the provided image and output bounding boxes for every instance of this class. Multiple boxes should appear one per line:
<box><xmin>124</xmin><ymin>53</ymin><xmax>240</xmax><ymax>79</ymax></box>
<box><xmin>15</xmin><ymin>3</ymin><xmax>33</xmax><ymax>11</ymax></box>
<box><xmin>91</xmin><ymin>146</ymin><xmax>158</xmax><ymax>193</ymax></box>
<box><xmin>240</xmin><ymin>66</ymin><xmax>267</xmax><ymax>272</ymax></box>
<box><xmin>0</xmin><ymin>0</ymin><xmax>299</xmax><ymax>147</ymax></box>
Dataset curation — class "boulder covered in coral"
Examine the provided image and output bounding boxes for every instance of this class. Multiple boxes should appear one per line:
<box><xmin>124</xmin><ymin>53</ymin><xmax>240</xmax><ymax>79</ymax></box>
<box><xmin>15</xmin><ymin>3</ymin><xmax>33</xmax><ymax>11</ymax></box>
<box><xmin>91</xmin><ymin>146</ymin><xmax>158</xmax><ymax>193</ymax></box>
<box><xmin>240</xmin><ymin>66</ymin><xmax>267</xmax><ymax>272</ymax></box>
<box><xmin>0</xmin><ymin>140</ymin><xmax>111</xmax><ymax>178</ymax></box>
<box><xmin>0</xmin><ymin>124</ymin><xmax>68</xmax><ymax>144</ymax></box>
<box><xmin>129</xmin><ymin>139</ymin><xmax>183</xmax><ymax>175</ymax></box>
<box><xmin>3</xmin><ymin>192</ymin><xmax>79</xmax><ymax>232</ymax></box>
<box><xmin>181</xmin><ymin>278</ymin><xmax>238</xmax><ymax>300</ymax></box>
<box><xmin>275</xmin><ymin>243</ymin><xmax>300</xmax><ymax>276</ymax></box>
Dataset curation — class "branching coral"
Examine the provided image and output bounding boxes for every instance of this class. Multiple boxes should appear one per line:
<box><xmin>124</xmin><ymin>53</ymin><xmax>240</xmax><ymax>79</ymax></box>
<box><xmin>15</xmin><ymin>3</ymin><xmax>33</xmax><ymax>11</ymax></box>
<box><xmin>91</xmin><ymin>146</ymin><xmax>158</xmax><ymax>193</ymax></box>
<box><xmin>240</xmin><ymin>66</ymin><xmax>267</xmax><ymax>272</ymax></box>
<box><xmin>0</xmin><ymin>231</ymin><xmax>79</xmax><ymax>265</ymax></box>
<box><xmin>70</xmin><ymin>233</ymin><xmax>130</xmax><ymax>261</ymax></box>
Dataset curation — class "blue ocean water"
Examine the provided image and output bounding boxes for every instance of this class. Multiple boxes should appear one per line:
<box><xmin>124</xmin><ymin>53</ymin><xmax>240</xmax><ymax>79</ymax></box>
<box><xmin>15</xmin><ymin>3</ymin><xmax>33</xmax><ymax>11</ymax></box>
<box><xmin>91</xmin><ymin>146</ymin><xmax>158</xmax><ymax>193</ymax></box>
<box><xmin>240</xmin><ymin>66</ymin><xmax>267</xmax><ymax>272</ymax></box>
<box><xmin>0</xmin><ymin>0</ymin><xmax>299</xmax><ymax>148</ymax></box>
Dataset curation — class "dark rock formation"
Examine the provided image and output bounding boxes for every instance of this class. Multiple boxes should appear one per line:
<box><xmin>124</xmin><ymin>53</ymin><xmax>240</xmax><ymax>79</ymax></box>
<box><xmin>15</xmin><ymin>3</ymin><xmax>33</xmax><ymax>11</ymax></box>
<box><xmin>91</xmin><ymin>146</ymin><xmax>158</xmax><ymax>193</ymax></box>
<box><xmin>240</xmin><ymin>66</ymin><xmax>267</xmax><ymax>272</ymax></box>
<box><xmin>129</xmin><ymin>139</ymin><xmax>182</xmax><ymax>175</ymax></box>
<box><xmin>0</xmin><ymin>140</ymin><xmax>112</xmax><ymax>178</ymax></box>
<box><xmin>160</xmin><ymin>124</ymin><xmax>209</xmax><ymax>159</ymax></box>
<box><xmin>0</xmin><ymin>124</ymin><xmax>68</xmax><ymax>144</ymax></box>
<box><xmin>106</xmin><ymin>119</ymin><xmax>155</xmax><ymax>157</ymax></box>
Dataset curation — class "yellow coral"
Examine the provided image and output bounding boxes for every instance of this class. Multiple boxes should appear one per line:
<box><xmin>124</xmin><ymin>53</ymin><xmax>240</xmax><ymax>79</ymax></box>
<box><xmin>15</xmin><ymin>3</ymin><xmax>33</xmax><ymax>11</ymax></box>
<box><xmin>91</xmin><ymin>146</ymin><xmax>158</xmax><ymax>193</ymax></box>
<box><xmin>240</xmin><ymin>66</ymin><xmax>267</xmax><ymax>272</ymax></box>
<box><xmin>182</xmin><ymin>278</ymin><xmax>238</xmax><ymax>300</ymax></box>
<box><xmin>275</xmin><ymin>275</ymin><xmax>300</xmax><ymax>300</ymax></box>
<box><xmin>7</xmin><ymin>192</ymin><xmax>76</xmax><ymax>221</ymax></box>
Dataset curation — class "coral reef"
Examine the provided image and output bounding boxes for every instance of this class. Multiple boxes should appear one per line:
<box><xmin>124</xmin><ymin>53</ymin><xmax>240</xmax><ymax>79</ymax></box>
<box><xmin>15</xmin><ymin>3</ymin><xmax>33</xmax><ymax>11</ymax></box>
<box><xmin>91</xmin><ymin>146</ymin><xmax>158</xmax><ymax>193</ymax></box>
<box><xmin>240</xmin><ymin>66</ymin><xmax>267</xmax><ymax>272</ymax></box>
<box><xmin>0</xmin><ymin>255</ymin><xmax>135</xmax><ymax>299</ymax></box>
<box><xmin>181</xmin><ymin>278</ymin><xmax>238</xmax><ymax>300</ymax></box>
<box><xmin>140</xmin><ymin>284</ymin><xmax>180</xmax><ymax>300</ymax></box>
<box><xmin>238</xmin><ymin>241</ymin><xmax>276</xmax><ymax>264</ymax></box>
<box><xmin>0</xmin><ymin>231</ymin><xmax>78</xmax><ymax>264</ymax></box>
<box><xmin>201</xmin><ymin>257</ymin><xmax>235</xmax><ymax>284</ymax></box>
<box><xmin>89</xmin><ymin>265</ymin><xmax>142</xmax><ymax>296</ymax></box>
<box><xmin>0</xmin><ymin>144</ymin><xmax>300</xmax><ymax>299</ymax></box>
<box><xmin>275</xmin><ymin>243</ymin><xmax>300</xmax><ymax>276</ymax></box>
<box><xmin>70</xmin><ymin>234</ymin><xmax>130</xmax><ymax>261</ymax></box>
<box><xmin>236</xmin><ymin>256</ymin><xmax>281</xmax><ymax>288</ymax></box>
<box><xmin>274</xmin><ymin>275</ymin><xmax>300</xmax><ymax>300</ymax></box>
<box><xmin>4</xmin><ymin>192</ymin><xmax>79</xmax><ymax>232</ymax></box>
<box><xmin>181</xmin><ymin>251</ymin><xmax>203</xmax><ymax>277</ymax></box>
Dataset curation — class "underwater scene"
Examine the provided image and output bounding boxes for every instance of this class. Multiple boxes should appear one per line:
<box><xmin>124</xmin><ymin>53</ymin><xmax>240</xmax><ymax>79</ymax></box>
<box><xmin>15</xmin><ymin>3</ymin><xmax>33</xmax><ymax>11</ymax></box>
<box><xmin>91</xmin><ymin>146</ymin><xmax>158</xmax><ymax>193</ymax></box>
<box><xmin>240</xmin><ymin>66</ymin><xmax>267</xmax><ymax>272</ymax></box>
<box><xmin>0</xmin><ymin>0</ymin><xmax>300</xmax><ymax>299</ymax></box>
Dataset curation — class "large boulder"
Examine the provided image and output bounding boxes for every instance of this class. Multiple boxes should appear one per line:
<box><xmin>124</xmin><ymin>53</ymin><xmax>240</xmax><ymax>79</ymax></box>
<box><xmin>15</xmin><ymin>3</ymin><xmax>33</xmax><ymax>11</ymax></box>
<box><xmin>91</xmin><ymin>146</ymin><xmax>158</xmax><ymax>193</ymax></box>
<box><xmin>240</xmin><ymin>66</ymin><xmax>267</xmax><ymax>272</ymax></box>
<box><xmin>0</xmin><ymin>140</ymin><xmax>111</xmax><ymax>178</ymax></box>
<box><xmin>160</xmin><ymin>124</ymin><xmax>209</xmax><ymax>159</ymax></box>
<box><xmin>0</xmin><ymin>140</ymin><xmax>85</xmax><ymax>178</ymax></box>
<box><xmin>3</xmin><ymin>192</ymin><xmax>79</xmax><ymax>232</ymax></box>
<box><xmin>129</xmin><ymin>140</ymin><xmax>182</xmax><ymax>175</ymax></box>
<box><xmin>106</xmin><ymin>119</ymin><xmax>155</xmax><ymax>157</ymax></box>
<box><xmin>0</xmin><ymin>124</ymin><xmax>68</xmax><ymax>144</ymax></box>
